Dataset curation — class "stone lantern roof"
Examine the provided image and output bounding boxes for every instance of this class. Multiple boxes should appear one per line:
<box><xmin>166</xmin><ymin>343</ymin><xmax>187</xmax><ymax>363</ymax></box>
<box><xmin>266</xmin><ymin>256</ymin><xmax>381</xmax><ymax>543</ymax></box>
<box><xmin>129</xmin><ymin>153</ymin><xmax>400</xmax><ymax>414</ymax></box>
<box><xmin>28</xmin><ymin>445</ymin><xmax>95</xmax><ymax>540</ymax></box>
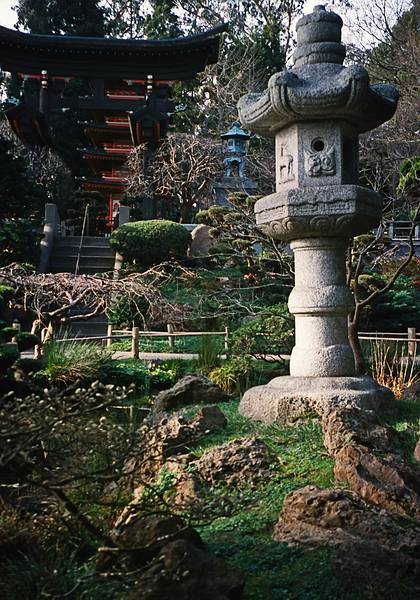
<box><xmin>238</xmin><ymin>5</ymin><xmax>399</xmax><ymax>135</ymax></box>
<box><xmin>221</xmin><ymin>121</ymin><xmax>250</xmax><ymax>141</ymax></box>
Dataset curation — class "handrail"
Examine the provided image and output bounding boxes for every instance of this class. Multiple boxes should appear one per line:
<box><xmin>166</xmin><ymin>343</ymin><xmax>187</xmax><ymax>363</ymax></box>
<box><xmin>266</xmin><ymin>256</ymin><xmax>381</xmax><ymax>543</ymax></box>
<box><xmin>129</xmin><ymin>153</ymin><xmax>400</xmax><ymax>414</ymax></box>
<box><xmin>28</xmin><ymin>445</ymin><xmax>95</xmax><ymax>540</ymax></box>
<box><xmin>74</xmin><ymin>203</ymin><xmax>89</xmax><ymax>276</ymax></box>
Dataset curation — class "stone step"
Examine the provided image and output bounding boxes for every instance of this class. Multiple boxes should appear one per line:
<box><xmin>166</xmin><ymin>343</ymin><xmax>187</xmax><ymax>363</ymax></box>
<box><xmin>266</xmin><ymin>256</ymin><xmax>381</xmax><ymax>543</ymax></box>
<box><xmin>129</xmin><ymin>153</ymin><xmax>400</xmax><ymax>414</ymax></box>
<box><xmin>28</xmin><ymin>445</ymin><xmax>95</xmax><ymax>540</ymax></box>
<box><xmin>52</xmin><ymin>246</ymin><xmax>114</xmax><ymax>258</ymax></box>
<box><xmin>50</xmin><ymin>265</ymin><xmax>115</xmax><ymax>275</ymax></box>
<box><xmin>50</xmin><ymin>254</ymin><xmax>115</xmax><ymax>267</ymax></box>
<box><xmin>54</xmin><ymin>236</ymin><xmax>111</xmax><ymax>247</ymax></box>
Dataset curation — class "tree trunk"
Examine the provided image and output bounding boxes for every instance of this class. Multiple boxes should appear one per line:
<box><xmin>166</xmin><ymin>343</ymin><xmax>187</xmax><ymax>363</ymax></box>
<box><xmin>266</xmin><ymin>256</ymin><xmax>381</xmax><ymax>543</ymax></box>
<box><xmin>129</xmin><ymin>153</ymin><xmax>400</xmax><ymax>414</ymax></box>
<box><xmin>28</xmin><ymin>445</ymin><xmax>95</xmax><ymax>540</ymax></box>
<box><xmin>348</xmin><ymin>316</ymin><xmax>365</xmax><ymax>375</ymax></box>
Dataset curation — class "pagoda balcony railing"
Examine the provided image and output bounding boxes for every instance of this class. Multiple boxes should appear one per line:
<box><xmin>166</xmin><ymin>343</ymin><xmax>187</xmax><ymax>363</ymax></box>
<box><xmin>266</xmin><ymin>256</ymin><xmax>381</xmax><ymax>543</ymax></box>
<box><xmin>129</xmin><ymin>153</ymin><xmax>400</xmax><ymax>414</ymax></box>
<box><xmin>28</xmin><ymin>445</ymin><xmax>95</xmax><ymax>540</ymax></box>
<box><xmin>102</xmin><ymin>171</ymin><xmax>129</xmax><ymax>182</ymax></box>
<box><xmin>103</xmin><ymin>144</ymin><xmax>132</xmax><ymax>154</ymax></box>
<box><xmin>105</xmin><ymin>118</ymin><xmax>130</xmax><ymax>126</ymax></box>
<box><xmin>107</xmin><ymin>92</ymin><xmax>146</xmax><ymax>101</ymax></box>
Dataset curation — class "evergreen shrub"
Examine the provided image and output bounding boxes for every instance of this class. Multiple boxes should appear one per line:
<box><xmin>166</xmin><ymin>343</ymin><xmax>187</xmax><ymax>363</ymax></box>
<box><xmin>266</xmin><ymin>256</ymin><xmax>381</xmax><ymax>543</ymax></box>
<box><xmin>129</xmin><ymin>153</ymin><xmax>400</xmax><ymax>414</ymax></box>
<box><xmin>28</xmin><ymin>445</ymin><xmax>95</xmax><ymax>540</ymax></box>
<box><xmin>232</xmin><ymin>304</ymin><xmax>294</xmax><ymax>358</ymax></box>
<box><xmin>110</xmin><ymin>220</ymin><xmax>191</xmax><ymax>266</ymax></box>
<box><xmin>0</xmin><ymin>221</ymin><xmax>40</xmax><ymax>267</ymax></box>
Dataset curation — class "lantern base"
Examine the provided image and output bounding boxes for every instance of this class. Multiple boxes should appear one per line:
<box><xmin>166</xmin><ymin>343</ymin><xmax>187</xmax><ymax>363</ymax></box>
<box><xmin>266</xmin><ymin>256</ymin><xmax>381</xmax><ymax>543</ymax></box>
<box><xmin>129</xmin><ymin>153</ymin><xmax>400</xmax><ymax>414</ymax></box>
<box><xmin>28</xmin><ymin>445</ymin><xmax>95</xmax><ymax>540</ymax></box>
<box><xmin>238</xmin><ymin>376</ymin><xmax>393</xmax><ymax>425</ymax></box>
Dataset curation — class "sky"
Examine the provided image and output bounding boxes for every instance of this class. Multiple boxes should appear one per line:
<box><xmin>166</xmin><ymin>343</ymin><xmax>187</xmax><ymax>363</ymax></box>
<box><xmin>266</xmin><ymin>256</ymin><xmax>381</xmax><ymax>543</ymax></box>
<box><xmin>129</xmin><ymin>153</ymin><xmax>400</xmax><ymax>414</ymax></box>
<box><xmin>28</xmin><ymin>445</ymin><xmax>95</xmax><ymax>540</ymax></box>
<box><xmin>0</xmin><ymin>0</ymin><xmax>15</xmax><ymax>28</ymax></box>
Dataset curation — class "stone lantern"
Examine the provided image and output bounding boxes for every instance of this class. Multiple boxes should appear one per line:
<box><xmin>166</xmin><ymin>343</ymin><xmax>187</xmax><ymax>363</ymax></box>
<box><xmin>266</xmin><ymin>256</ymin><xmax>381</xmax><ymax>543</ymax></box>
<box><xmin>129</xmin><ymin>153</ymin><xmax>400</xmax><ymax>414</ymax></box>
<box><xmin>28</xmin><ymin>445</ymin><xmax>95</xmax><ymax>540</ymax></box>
<box><xmin>213</xmin><ymin>121</ymin><xmax>257</xmax><ymax>207</ymax></box>
<box><xmin>237</xmin><ymin>5</ymin><xmax>399</xmax><ymax>422</ymax></box>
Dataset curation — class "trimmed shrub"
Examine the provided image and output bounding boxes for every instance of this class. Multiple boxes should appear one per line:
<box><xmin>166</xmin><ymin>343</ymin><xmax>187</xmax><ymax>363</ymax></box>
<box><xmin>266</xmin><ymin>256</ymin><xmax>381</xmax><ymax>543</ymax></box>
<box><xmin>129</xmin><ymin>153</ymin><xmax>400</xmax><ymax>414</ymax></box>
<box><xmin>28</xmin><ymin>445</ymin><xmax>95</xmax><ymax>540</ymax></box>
<box><xmin>110</xmin><ymin>220</ymin><xmax>191</xmax><ymax>266</ymax></box>
<box><xmin>0</xmin><ymin>221</ymin><xmax>40</xmax><ymax>268</ymax></box>
<box><xmin>0</xmin><ymin>343</ymin><xmax>19</xmax><ymax>370</ymax></box>
<box><xmin>16</xmin><ymin>332</ymin><xmax>40</xmax><ymax>352</ymax></box>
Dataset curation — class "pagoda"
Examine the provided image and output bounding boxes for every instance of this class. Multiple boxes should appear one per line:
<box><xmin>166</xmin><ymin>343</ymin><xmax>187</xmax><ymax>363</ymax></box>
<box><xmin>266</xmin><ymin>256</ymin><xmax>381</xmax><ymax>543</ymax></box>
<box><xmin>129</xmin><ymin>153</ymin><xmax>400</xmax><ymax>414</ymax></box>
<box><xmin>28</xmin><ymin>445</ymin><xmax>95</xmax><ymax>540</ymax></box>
<box><xmin>0</xmin><ymin>24</ymin><xmax>227</xmax><ymax>229</ymax></box>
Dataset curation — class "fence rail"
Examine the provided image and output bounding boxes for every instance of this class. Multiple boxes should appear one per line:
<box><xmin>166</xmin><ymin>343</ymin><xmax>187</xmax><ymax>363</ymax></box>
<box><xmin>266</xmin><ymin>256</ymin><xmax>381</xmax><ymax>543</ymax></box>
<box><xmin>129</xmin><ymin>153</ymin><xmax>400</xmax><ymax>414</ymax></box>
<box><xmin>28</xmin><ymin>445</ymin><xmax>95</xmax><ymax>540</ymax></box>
<box><xmin>359</xmin><ymin>327</ymin><xmax>418</xmax><ymax>356</ymax></box>
<box><xmin>51</xmin><ymin>326</ymin><xmax>418</xmax><ymax>359</ymax></box>
<box><xmin>54</xmin><ymin>324</ymin><xmax>230</xmax><ymax>358</ymax></box>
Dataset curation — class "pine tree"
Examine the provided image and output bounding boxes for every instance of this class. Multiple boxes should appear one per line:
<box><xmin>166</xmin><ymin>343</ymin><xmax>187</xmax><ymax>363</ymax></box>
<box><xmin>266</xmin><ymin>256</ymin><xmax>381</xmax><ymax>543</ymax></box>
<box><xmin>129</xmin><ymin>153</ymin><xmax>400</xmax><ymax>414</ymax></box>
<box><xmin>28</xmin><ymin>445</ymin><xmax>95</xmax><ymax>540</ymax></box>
<box><xmin>143</xmin><ymin>0</ymin><xmax>181</xmax><ymax>39</ymax></box>
<box><xmin>15</xmin><ymin>0</ymin><xmax>105</xmax><ymax>36</ymax></box>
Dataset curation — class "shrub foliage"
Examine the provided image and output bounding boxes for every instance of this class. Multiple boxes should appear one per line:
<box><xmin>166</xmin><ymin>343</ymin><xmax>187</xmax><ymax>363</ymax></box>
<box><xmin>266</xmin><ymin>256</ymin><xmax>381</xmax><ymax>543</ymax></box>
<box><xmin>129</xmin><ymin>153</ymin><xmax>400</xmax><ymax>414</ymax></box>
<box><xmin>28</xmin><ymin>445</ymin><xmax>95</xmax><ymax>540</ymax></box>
<box><xmin>110</xmin><ymin>220</ymin><xmax>191</xmax><ymax>266</ymax></box>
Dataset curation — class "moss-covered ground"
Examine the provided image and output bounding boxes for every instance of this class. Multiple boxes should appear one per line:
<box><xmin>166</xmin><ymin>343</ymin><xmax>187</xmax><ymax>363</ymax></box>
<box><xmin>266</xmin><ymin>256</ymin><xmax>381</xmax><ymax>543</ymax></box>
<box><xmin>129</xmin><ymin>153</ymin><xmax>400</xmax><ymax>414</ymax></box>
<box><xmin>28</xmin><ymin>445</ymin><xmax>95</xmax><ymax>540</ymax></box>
<box><xmin>179</xmin><ymin>398</ymin><xmax>420</xmax><ymax>600</ymax></box>
<box><xmin>2</xmin><ymin>379</ymin><xmax>420</xmax><ymax>599</ymax></box>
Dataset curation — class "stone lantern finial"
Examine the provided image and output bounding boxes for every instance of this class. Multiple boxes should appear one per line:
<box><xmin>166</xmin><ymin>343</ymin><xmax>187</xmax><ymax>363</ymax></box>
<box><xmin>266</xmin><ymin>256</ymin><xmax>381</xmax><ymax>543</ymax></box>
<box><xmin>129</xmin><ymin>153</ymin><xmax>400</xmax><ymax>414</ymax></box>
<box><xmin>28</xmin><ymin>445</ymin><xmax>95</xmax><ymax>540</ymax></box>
<box><xmin>294</xmin><ymin>4</ymin><xmax>345</xmax><ymax>66</ymax></box>
<box><xmin>237</xmin><ymin>6</ymin><xmax>399</xmax><ymax>424</ymax></box>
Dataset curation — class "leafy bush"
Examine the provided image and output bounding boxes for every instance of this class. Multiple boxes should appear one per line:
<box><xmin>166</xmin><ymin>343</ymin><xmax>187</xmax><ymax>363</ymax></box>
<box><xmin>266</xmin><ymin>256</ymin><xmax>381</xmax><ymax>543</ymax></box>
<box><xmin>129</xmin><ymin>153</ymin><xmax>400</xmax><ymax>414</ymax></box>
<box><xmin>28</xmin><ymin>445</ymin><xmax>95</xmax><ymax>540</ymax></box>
<box><xmin>39</xmin><ymin>339</ymin><xmax>112</xmax><ymax>384</ymax></box>
<box><xmin>366</xmin><ymin>274</ymin><xmax>420</xmax><ymax>331</ymax></box>
<box><xmin>15</xmin><ymin>332</ymin><xmax>40</xmax><ymax>352</ymax></box>
<box><xmin>0</xmin><ymin>343</ymin><xmax>19</xmax><ymax>370</ymax></box>
<box><xmin>209</xmin><ymin>356</ymin><xmax>252</xmax><ymax>394</ymax></box>
<box><xmin>102</xmin><ymin>359</ymin><xmax>181</xmax><ymax>391</ymax></box>
<box><xmin>0</xmin><ymin>284</ymin><xmax>15</xmax><ymax>307</ymax></box>
<box><xmin>110</xmin><ymin>220</ymin><xmax>191</xmax><ymax>266</ymax></box>
<box><xmin>107</xmin><ymin>295</ymin><xmax>148</xmax><ymax>327</ymax></box>
<box><xmin>0</xmin><ymin>221</ymin><xmax>40</xmax><ymax>267</ymax></box>
<box><xmin>231</xmin><ymin>304</ymin><xmax>294</xmax><ymax>358</ymax></box>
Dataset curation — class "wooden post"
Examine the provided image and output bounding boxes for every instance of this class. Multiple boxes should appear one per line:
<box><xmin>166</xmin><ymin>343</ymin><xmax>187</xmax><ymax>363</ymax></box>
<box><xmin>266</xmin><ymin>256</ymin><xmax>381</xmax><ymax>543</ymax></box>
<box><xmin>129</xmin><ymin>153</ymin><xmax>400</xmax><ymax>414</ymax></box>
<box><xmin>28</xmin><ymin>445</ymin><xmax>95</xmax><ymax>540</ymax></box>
<box><xmin>132</xmin><ymin>326</ymin><xmax>139</xmax><ymax>359</ymax></box>
<box><xmin>106</xmin><ymin>323</ymin><xmax>113</xmax><ymax>348</ymax></box>
<box><xmin>408</xmin><ymin>327</ymin><xmax>417</xmax><ymax>356</ymax></box>
<box><xmin>167</xmin><ymin>323</ymin><xmax>174</xmax><ymax>351</ymax></box>
<box><xmin>11</xmin><ymin>321</ymin><xmax>21</xmax><ymax>343</ymax></box>
<box><xmin>224</xmin><ymin>326</ymin><xmax>229</xmax><ymax>352</ymax></box>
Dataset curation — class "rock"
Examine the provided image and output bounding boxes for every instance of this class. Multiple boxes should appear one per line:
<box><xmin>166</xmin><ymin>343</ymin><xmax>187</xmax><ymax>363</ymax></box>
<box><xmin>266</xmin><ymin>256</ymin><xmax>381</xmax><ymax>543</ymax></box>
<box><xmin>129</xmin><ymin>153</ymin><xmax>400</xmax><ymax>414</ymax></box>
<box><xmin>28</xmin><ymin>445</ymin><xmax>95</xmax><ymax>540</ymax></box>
<box><xmin>195</xmin><ymin>437</ymin><xmax>273</xmax><ymax>487</ymax></box>
<box><xmin>192</xmin><ymin>405</ymin><xmax>228</xmax><ymax>433</ymax></box>
<box><xmin>122</xmin><ymin>406</ymin><xmax>228</xmax><ymax>499</ymax></box>
<box><xmin>415</xmin><ymin>441</ymin><xmax>420</xmax><ymax>462</ymax></box>
<box><xmin>334</xmin><ymin>444</ymin><xmax>420</xmax><ymax>518</ymax></box>
<box><xmin>112</xmin><ymin>513</ymin><xmax>203</xmax><ymax>555</ymax></box>
<box><xmin>123</xmin><ymin>415</ymin><xmax>198</xmax><ymax>488</ymax></box>
<box><xmin>97</xmin><ymin>513</ymin><xmax>204</xmax><ymax>573</ymax></box>
<box><xmin>190</xmin><ymin>224</ymin><xmax>216</xmax><ymax>257</ymax></box>
<box><xmin>127</xmin><ymin>539</ymin><xmax>244</xmax><ymax>600</ymax></box>
<box><xmin>402</xmin><ymin>382</ymin><xmax>420</xmax><ymax>400</ymax></box>
<box><xmin>154</xmin><ymin>375</ymin><xmax>228</xmax><ymax>413</ymax></box>
<box><xmin>273</xmin><ymin>486</ymin><xmax>420</xmax><ymax>594</ymax></box>
<box><xmin>321</xmin><ymin>405</ymin><xmax>399</xmax><ymax>458</ymax></box>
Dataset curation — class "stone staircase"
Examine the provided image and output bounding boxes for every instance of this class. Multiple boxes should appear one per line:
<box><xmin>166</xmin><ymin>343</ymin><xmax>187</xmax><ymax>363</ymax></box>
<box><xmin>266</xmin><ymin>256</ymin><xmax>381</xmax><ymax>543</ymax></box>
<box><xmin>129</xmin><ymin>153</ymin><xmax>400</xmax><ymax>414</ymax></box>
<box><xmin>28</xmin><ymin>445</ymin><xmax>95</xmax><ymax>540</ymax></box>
<box><xmin>48</xmin><ymin>236</ymin><xmax>115</xmax><ymax>275</ymax></box>
<box><xmin>48</xmin><ymin>236</ymin><xmax>116</xmax><ymax>338</ymax></box>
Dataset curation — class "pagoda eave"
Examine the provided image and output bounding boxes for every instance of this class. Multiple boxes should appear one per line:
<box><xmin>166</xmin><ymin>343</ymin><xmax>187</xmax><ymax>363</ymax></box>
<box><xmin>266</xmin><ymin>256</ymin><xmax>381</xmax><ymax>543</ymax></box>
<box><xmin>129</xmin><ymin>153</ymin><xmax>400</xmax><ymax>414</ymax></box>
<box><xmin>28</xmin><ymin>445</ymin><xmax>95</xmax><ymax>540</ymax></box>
<box><xmin>4</xmin><ymin>103</ymin><xmax>51</xmax><ymax>147</ymax></box>
<box><xmin>81</xmin><ymin>178</ymin><xmax>128</xmax><ymax>193</ymax></box>
<box><xmin>0</xmin><ymin>24</ymin><xmax>228</xmax><ymax>80</ymax></box>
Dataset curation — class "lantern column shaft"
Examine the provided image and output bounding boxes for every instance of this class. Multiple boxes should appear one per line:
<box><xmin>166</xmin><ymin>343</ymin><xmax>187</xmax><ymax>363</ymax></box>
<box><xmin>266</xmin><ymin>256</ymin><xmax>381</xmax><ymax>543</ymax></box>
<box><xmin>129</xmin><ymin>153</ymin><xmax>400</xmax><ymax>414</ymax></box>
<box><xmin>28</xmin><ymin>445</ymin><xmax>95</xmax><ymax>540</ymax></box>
<box><xmin>288</xmin><ymin>237</ymin><xmax>355</xmax><ymax>377</ymax></box>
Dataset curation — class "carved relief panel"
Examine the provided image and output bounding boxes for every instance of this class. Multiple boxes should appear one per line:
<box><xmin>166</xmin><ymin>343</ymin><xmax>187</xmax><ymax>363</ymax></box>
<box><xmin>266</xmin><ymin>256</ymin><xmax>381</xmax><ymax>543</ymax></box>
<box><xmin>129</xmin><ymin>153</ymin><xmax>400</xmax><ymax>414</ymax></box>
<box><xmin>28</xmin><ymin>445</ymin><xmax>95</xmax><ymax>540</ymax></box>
<box><xmin>275</xmin><ymin>124</ymin><xmax>298</xmax><ymax>193</ymax></box>
<box><xmin>304</xmin><ymin>138</ymin><xmax>336</xmax><ymax>177</ymax></box>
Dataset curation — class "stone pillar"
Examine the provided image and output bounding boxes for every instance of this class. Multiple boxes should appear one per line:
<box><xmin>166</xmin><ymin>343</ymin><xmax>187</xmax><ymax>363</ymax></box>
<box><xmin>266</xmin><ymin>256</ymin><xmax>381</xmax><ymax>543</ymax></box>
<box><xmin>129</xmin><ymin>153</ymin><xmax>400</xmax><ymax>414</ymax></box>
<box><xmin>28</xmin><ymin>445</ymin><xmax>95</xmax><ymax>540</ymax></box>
<box><xmin>119</xmin><ymin>205</ymin><xmax>130</xmax><ymax>226</ymax></box>
<box><xmin>235</xmin><ymin>5</ymin><xmax>399</xmax><ymax>424</ymax></box>
<box><xmin>289</xmin><ymin>237</ymin><xmax>354</xmax><ymax>377</ymax></box>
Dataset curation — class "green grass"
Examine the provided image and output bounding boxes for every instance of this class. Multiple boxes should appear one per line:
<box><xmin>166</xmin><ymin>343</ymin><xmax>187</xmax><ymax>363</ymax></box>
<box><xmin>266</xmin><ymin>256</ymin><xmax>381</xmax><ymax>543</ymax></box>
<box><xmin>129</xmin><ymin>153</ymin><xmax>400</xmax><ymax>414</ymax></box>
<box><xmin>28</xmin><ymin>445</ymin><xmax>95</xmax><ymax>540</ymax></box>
<box><xmin>110</xmin><ymin>334</ymin><xmax>225</xmax><ymax>354</ymax></box>
<box><xmin>382</xmin><ymin>398</ymin><xmax>420</xmax><ymax>464</ymax></box>
<box><xmin>177</xmin><ymin>400</ymin><xmax>346</xmax><ymax>599</ymax></box>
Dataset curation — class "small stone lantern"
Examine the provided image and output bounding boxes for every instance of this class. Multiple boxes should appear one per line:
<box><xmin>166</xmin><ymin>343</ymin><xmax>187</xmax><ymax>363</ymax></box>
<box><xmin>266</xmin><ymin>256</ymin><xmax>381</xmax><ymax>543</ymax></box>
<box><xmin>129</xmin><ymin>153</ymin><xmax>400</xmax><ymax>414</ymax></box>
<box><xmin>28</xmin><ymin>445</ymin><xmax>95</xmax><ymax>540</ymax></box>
<box><xmin>237</xmin><ymin>5</ymin><xmax>399</xmax><ymax>422</ymax></box>
<box><xmin>213</xmin><ymin>121</ymin><xmax>257</xmax><ymax>206</ymax></box>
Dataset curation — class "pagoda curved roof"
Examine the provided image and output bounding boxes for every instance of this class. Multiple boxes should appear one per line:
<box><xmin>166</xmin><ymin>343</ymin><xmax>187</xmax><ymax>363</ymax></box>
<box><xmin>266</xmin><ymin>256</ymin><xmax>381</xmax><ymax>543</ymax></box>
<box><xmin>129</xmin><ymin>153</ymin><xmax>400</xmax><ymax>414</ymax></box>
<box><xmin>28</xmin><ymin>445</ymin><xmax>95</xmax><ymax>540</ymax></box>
<box><xmin>0</xmin><ymin>24</ymin><xmax>228</xmax><ymax>80</ymax></box>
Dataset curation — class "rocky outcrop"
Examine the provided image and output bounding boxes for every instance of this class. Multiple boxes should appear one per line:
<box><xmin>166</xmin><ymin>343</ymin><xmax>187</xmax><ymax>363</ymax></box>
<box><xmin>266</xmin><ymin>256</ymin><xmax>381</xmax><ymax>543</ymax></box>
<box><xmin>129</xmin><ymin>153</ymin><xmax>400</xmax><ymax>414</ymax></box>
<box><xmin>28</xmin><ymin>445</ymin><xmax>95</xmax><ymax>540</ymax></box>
<box><xmin>98</xmin><ymin>513</ymin><xmax>244</xmax><ymax>600</ymax></box>
<box><xmin>319</xmin><ymin>403</ymin><xmax>420</xmax><ymax>518</ymax></box>
<box><xmin>195</xmin><ymin>437</ymin><xmax>273</xmax><ymax>487</ymax></box>
<box><xmin>402</xmin><ymin>382</ymin><xmax>420</xmax><ymax>400</ymax></box>
<box><xmin>334</xmin><ymin>445</ymin><xmax>420</xmax><ymax>518</ymax></box>
<box><xmin>273</xmin><ymin>486</ymin><xmax>420</xmax><ymax>592</ymax></box>
<box><xmin>192</xmin><ymin>405</ymin><xmax>228</xmax><ymax>432</ymax></box>
<box><xmin>128</xmin><ymin>539</ymin><xmax>244</xmax><ymax>600</ymax></box>
<box><xmin>123</xmin><ymin>406</ymin><xmax>228</xmax><ymax>490</ymax></box>
<box><xmin>153</xmin><ymin>375</ymin><xmax>228</xmax><ymax>413</ymax></box>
